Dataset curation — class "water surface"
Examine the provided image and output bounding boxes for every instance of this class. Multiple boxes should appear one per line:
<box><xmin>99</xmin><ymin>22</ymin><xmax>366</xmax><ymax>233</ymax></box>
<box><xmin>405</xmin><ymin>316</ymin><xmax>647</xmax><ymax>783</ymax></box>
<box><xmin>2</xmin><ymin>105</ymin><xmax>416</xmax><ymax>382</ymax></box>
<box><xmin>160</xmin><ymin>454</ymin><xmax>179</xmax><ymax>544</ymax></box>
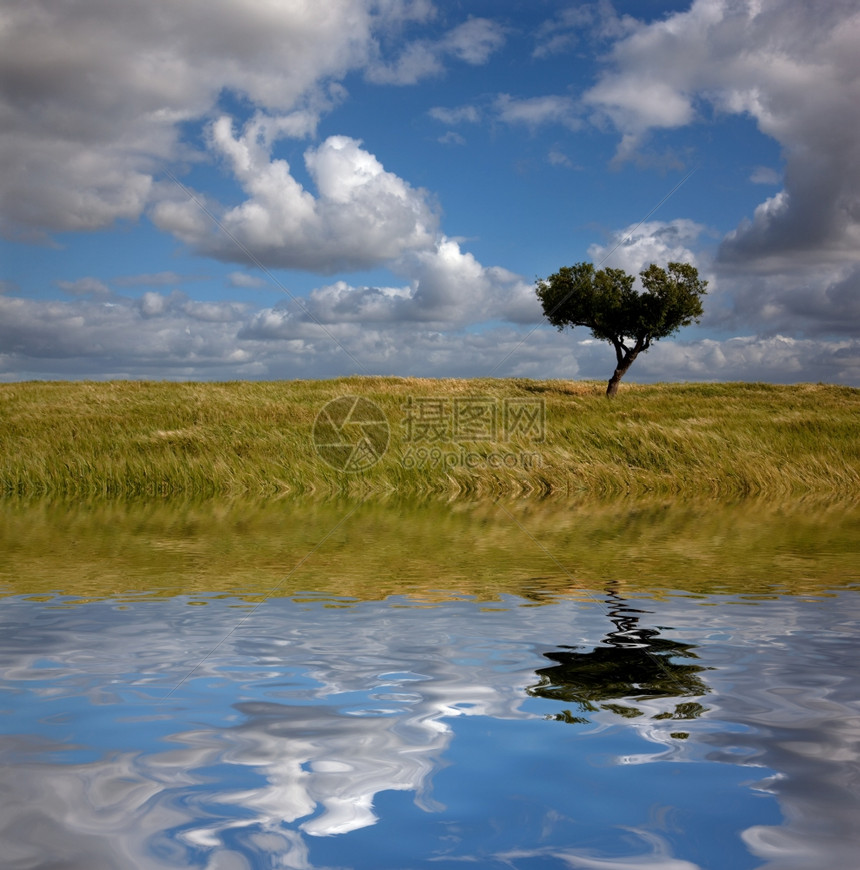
<box><xmin>1</xmin><ymin>497</ymin><xmax>858</xmax><ymax>870</ymax></box>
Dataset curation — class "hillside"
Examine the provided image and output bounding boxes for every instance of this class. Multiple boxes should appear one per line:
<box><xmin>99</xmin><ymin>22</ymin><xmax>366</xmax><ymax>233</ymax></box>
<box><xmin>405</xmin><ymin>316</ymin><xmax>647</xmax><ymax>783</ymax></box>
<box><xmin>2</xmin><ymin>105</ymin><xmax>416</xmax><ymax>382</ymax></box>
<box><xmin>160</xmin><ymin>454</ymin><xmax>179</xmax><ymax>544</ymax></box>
<box><xmin>1</xmin><ymin>379</ymin><xmax>858</xmax><ymax>497</ymax></box>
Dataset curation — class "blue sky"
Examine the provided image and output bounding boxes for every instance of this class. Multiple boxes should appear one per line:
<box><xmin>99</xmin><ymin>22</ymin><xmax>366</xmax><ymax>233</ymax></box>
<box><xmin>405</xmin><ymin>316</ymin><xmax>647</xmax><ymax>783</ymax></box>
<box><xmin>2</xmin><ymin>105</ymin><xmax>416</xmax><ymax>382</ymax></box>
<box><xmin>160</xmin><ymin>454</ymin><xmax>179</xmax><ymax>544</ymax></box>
<box><xmin>1</xmin><ymin>0</ymin><xmax>858</xmax><ymax>384</ymax></box>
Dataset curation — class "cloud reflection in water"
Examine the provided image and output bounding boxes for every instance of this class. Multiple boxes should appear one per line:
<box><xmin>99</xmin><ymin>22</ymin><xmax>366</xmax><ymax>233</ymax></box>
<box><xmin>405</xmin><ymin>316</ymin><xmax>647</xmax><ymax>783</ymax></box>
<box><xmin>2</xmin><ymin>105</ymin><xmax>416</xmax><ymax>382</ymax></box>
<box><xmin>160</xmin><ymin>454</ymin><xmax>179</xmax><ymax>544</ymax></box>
<box><xmin>0</xmin><ymin>588</ymin><xmax>858</xmax><ymax>869</ymax></box>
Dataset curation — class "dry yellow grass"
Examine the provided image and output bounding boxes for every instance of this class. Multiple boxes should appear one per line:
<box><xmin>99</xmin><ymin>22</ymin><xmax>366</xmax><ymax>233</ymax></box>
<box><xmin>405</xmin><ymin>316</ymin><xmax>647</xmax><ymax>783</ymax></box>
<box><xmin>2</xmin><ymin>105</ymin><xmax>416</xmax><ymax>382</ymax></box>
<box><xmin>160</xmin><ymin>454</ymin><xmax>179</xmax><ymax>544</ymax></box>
<box><xmin>1</xmin><ymin>378</ymin><xmax>858</xmax><ymax>497</ymax></box>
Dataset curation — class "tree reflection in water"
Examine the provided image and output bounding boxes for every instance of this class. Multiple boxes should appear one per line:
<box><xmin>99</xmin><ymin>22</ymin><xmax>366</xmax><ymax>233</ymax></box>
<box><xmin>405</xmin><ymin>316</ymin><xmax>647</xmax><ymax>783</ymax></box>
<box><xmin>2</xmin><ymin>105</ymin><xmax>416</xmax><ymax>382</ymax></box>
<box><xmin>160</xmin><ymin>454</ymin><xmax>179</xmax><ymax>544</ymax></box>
<box><xmin>529</xmin><ymin>584</ymin><xmax>711</xmax><ymax>726</ymax></box>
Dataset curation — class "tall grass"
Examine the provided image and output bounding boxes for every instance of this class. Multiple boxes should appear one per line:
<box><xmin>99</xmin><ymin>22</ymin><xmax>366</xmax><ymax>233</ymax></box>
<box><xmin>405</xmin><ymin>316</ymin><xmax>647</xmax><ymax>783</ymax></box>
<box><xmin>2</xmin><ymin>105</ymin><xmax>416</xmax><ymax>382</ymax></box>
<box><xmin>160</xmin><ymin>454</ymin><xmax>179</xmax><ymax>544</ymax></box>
<box><xmin>1</xmin><ymin>378</ymin><xmax>858</xmax><ymax>498</ymax></box>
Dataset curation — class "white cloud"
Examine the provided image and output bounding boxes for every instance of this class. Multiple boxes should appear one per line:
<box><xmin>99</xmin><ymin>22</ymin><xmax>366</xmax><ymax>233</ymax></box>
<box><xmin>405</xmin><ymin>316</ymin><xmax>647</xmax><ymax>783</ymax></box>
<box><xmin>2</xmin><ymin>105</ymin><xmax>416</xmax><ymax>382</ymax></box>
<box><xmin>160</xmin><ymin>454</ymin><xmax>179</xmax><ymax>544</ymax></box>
<box><xmin>495</xmin><ymin>94</ymin><xmax>581</xmax><ymax>130</ymax></box>
<box><xmin>587</xmin><ymin>219</ymin><xmax>707</xmax><ymax>276</ymax></box>
<box><xmin>139</xmin><ymin>291</ymin><xmax>170</xmax><ymax>318</ymax></box>
<box><xmin>0</xmin><ymin>0</ymin><xmax>477</xmax><ymax>240</ymax></box>
<box><xmin>0</xmin><ymin>231</ymin><xmax>545</xmax><ymax>380</ymax></box>
<box><xmin>443</xmin><ymin>17</ymin><xmax>507</xmax><ymax>65</ymax></box>
<box><xmin>112</xmin><ymin>272</ymin><xmax>209</xmax><ymax>287</ymax></box>
<box><xmin>0</xmin><ymin>292</ymin><xmax>260</xmax><ymax>379</ymax></box>
<box><xmin>437</xmin><ymin>131</ymin><xmax>467</xmax><ymax>146</ymax></box>
<box><xmin>583</xmin><ymin>0</ymin><xmax>860</xmax><ymax>270</ymax></box>
<box><xmin>641</xmin><ymin>334</ymin><xmax>860</xmax><ymax>385</ymax></box>
<box><xmin>365</xmin><ymin>40</ymin><xmax>444</xmax><ymax>85</ymax></box>
<box><xmin>228</xmin><ymin>272</ymin><xmax>266</xmax><ymax>289</ymax></box>
<box><xmin>533</xmin><ymin>1</ymin><xmax>638</xmax><ymax>58</ymax></box>
<box><xmin>0</xmin><ymin>0</ymin><xmax>384</xmax><ymax>238</ymax></box>
<box><xmin>533</xmin><ymin>8</ymin><xmax>591</xmax><ymax>59</ymax></box>
<box><xmin>3</xmin><ymin>0</ymin><xmax>857</xmax><ymax>385</ymax></box>
<box><xmin>56</xmin><ymin>277</ymin><xmax>112</xmax><ymax>298</ymax></box>
<box><xmin>152</xmin><ymin>121</ymin><xmax>439</xmax><ymax>271</ymax></box>
<box><xmin>750</xmin><ymin>166</ymin><xmax>781</xmax><ymax>185</ymax></box>
<box><xmin>240</xmin><ymin>238</ymin><xmax>541</xmax><ymax>328</ymax></box>
<box><xmin>578</xmin><ymin>0</ymin><xmax>860</xmax><ymax>342</ymax></box>
<box><xmin>434</xmin><ymin>91</ymin><xmax>584</xmax><ymax>134</ymax></box>
<box><xmin>428</xmin><ymin>105</ymin><xmax>481</xmax><ymax>125</ymax></box>
<box><xmin>0</xmin><ymin>286</ymin><xmax>558</xmax><ymax>381</ymax></box>
<box><xmin>547</xmin><ymin>149</ymin><xmax>575</xmax><ymax>169</ymax></box>
<box><xmin>2</xmin><ymin>286</ymin><xmax>856</xmax><ymax>385</ymax></box>
<box><xmin>366</xmin><ymin>17</ymin><xmax>505</xmax><ymax>84</ymax></box>
<box><xmin>402</xmin><ymin>238</ymin><xmax>540</xmax><ymax>324</ymax></box>
<box><xmin>428</xmin><ymin>104</ymin><xmax>481</xmax><ymax>146</ymax></box>
<box><xmin>289</xmin><ymin>281</ymin><xmax>414</xmax><ymax>327</ymax></box>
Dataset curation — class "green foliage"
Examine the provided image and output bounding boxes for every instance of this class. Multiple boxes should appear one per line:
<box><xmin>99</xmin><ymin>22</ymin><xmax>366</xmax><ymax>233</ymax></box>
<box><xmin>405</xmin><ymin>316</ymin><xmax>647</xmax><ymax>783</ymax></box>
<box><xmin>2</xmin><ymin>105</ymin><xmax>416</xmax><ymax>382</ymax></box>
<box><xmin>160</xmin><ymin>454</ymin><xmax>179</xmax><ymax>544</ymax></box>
<box><xmin>639</xmin><ymin>262</ymin><xmax>707</xmax><ymax>339</ymax></box>
<box><xmin>536</xmin><ymin>261</ymin><xmax>707</xmax><ymax>347</ymax></box>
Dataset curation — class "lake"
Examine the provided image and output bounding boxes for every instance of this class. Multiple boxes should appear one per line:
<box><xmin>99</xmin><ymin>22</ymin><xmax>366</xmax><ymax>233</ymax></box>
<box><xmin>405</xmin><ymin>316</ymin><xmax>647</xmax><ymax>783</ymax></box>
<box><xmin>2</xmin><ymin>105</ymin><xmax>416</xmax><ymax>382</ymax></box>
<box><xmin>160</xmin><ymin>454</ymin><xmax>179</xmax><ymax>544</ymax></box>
<box><xmin>1</xmin><ymin>496</ymin><xmax>859</xmax><ymax>870</ymax></box>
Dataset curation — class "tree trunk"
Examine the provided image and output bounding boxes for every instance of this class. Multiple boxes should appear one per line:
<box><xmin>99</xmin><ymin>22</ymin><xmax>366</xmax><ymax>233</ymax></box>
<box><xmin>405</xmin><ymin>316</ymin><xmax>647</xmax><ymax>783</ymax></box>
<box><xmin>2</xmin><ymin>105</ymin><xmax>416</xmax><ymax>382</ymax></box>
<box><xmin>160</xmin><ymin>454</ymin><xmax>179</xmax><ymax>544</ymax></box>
<box><xmin>605</xmin><ymin>356</ymin><xmax>636</xmax><ymax>398</ymax></box>
<box><xmin>606</xmin><ymin>338</ymin><xmax>648</xmax><ymax>398</ymax></box>
<box><xmin>606</xmin><ymin>369</ymin><xmax>625</xmax><ymax>398</ymax></box>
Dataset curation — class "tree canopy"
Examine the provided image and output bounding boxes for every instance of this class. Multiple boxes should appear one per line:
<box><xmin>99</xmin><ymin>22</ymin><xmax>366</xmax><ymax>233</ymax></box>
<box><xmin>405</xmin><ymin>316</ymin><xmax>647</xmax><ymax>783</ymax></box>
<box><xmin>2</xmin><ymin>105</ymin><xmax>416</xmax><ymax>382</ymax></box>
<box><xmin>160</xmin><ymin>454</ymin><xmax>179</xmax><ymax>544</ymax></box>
<box><xmin>535</xmin><ymin>261</ymin><xmax>707</xmax><ymax>397</ymax></box>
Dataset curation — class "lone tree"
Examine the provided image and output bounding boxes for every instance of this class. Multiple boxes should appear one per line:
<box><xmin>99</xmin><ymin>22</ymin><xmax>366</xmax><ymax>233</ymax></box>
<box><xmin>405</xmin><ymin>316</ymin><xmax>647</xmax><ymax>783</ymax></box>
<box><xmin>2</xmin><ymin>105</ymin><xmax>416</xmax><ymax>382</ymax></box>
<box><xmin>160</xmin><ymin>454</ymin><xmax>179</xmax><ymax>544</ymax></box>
<box><xmin>536</xmin><ymin>261</ymin><xmax>707</xmax><ymax>398</ymax></box>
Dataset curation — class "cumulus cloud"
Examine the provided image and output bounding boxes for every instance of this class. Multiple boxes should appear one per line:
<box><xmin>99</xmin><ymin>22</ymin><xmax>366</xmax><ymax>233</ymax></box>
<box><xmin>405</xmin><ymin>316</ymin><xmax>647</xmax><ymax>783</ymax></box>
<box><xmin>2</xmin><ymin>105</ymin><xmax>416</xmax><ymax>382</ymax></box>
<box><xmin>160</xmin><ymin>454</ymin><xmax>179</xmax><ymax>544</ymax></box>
<box><xmin>402</xmin><ymin>238</ymin><xmax>539</xmax><ymax>324</ymax></box>
<box><xmin>587</xmin><ymin>219</ymin><xmax>707</xmax><ymax>276</ymax></box>
<box><xmin>577</xmin><ymin>0</ymin><xmax>860</xmax><ymax>343</ymax></box>
<box><xmin>238</xmin><ymin>238</ymin><xmax>540</xmax><ymax>328</ymax></box>
<box><xmin>0</xmin><ymin>0</ymin><xmax>394</xmax><ymax>239</ymax></box>
<box><xmin>719</xmin><ymin>264</ymin><xmax>860</xmax><ymax>338</ymax></box>
<box><xmin>0</xmin><ymin>0</ymin><xmax>481</xmax><ymax>241</ymax></box>
<box><xmin>0</xmin><ymin>291</ymin><xmax>259</xmax><ymax>380</ymax></box>
<box><xmin>583</xmin><ymin>0</ymin><xmax>860</xmax><ymax>272</ymax></box>
<box><xmin>151</xmin><ymin>120</ymin><xmax>439</xmax><ymax>271</ymax></box>
<box><xmin>4</xmin><ymin>0</ymin><xmax>857</xmax><ymax>384</ymax></box>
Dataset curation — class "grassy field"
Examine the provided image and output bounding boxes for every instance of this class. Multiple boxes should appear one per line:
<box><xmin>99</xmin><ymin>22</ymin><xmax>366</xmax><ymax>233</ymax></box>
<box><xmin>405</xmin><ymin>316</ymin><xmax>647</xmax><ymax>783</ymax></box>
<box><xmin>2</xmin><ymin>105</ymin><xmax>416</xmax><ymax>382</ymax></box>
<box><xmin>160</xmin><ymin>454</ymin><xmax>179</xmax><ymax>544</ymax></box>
<box><xmin>1</xmin><ymin>378</ymin><xmax>858</xmax><ymax>497</ymax></box>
